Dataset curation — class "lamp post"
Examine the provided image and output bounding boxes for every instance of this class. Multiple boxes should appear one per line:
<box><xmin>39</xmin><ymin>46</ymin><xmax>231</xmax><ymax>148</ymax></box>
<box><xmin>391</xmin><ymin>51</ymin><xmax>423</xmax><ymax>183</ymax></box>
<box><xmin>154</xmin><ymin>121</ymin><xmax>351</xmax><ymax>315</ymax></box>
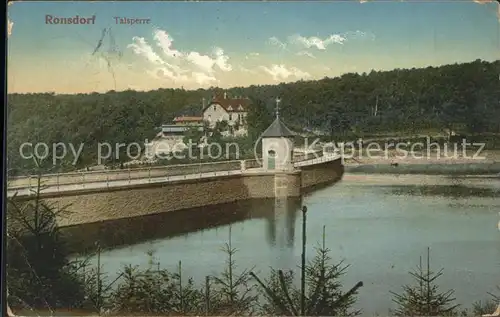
<box><xmin>300</xmin><ymin>205</ymin><xmax>307</xmax><ymax>316</ymax></box>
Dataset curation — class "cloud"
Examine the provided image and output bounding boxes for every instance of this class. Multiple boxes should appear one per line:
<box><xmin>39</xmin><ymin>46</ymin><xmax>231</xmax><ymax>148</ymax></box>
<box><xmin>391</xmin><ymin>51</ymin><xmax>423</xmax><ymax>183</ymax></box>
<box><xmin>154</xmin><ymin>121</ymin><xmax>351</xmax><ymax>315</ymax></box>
<box><xmin>186</xmin><ymin>51</ymin><xmax>216</xmax><ymax>73</ymax></box>
<box><xmin>186</xmin><ymin>47</ymin><xmax>232</xmax><ymax>73</ymax></box>
<box><xmin>7</xmin><ymin>1</ymin><xmax>14</xmax><ymax>37</ymax></box>
<box><xmin>281</xmin><ymin>31</ymin><xmax>374</xmax><ymax>52</ymax></box>
<box><xmin>344</xmin><ymin>30</ymin><xmax>376</xmax><ymax>41</ymax></box>
<box><xmin>239</xmin><ymin>66</ymin><xmax>257</xmax><ymax>74</ymax></box>
<box><xmin>245</xmin><ymin>52</ymin><xmax>260</xmax><ymax>60</ymax></box>
<box><xmin>269</xmin><ymin>32</ymin><xmax>370</xmax><ymax>53</ymax></box>
<box><xmin>213</xmin><ymin>47</ymin><xmax>232</xmax><ymax>71</ymax></box>
<box><xmin>128</xmin><ymin>37</ymin><xmax>165</xmax><ymax>65</ymax></box>
<box><xmin>192</xmin><ymin>72</ymin><xmax>218</xmax><ymax>85</ymax></box>
<box><xmin>128</xmin><ymin>28</ymin><xmax>232</xmax><ymax>86</ymax></box>
<box><xmin>148</xmin><ymin>67</ymin><xmax>188</xmax><ymax>82</ymax></box>
<box><xmin>268</xmin><ymin>36</ymin><xmax>287</xmax><ymax>50</ymax></box>
<box><xmin>289</xmin><ymin>34</ymin><xmax>346</xmax><ymax>50</ymax></box>
<box><xmin>153</xmin><ymin>29</ymin><xmax>183</xmax><ymax>58</ymax></box>
<box><xmin>473</xmin><ymin>0</ymin><xmax>500</xmax><ymax>22</ymax></box>
<box><xmin>7</xmin><ymin>19</ymin><xmax>13</xmax><ymax>38</ymax></box>
<box><xmin>260</xmin><ymin>64</ymin><xmax>311</xmax><ymax>81</ymax></box>
<box><xmin>296</xmin><ymin>51</ymin><xmax>316</xmax><ymax>58</ymax></box>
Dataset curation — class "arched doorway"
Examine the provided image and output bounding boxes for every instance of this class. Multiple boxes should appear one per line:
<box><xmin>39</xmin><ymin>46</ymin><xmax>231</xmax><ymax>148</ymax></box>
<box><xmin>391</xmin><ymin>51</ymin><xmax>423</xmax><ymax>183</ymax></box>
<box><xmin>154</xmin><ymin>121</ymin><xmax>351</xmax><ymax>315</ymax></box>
<box><xmin>268</xmin><ymin>150</ymin><xmax>276</xmax><ymax>170</ymax></box>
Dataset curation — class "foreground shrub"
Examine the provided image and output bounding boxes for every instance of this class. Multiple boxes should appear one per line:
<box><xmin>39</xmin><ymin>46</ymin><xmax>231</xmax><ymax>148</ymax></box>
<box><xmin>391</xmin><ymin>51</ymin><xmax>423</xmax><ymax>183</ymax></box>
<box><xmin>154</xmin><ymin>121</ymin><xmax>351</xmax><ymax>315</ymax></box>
<box><xmin>6</xmin><ymin>168</ymin><xmax>92</xmax><ymax>312</ymax></box>
<box><xmin>251</xmin><ymin>208</ymin><xmax>363</xmax><ymax>316</ymax></box>
<box><xmin>390</xmin><ymin>247</ymin><xmax>459</xmax><ymax>316</ymax></box>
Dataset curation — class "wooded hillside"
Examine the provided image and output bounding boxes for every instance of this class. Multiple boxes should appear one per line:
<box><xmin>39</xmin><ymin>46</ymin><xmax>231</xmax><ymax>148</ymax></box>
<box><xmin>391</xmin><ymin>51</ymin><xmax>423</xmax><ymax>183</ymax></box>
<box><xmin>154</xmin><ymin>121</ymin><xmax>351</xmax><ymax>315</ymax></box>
<box><xmin>7</xmin><ymin>59</ymin><xmax>500</xmax><ymax>174</ymax></box>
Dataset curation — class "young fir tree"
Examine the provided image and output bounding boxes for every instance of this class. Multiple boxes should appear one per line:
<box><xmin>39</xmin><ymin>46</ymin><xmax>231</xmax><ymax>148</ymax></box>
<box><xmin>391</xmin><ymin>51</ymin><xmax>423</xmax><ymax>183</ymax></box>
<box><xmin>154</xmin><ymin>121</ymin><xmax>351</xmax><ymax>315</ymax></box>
<box><xmin>390</xmin><ymin>247</ymin><xmax>459</xmax><ymax>316</ymax></box>
<box><xmin>6</xmin><ymin>159</ymin><xmax>89</xmax><ymax>312</ymax></box>
<box><xmin>251</xmin><ymin>206</ymin><xmax>363</xmax><ymax>316</ymax></box>
<box><xmin>210</xmin><ymin>226</ymin><xmax>258</xmax><ymax>315</ymax></box>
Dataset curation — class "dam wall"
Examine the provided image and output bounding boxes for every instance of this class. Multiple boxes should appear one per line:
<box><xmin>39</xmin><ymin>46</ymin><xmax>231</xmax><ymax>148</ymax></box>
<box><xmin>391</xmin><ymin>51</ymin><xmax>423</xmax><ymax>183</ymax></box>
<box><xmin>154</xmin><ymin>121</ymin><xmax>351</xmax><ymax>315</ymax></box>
<box><xmin>301</xmin><ymin>157</ymin><xmax>344</xmax><ymax>189</ymax></box>
<box><xmin>10</xmin><ymin>158</ymin><xmax>343</xmax><ymax>227</ymax></box>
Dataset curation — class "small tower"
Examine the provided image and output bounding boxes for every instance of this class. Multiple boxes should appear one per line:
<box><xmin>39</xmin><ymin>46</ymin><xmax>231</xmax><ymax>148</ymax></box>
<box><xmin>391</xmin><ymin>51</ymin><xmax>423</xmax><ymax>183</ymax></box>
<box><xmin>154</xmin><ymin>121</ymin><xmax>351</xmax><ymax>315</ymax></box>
<box><xmin>260</xmin><ymin>98</ymin><xmax>296</xmax><ymax>171</ymax></box>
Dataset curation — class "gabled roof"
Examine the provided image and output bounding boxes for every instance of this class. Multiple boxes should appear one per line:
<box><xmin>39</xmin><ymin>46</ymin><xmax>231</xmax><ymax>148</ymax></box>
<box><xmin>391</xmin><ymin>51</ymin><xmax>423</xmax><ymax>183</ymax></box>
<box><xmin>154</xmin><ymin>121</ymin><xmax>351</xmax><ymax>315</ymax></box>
<box><xmin>260</xmin><ymin>117</ymin><xmax>296</xmax><ymax>138</ymax></box>
<box><xmin>203</xmin><ymin>96</ymin><xmax>251</xmax><ymax>113</ymax></box>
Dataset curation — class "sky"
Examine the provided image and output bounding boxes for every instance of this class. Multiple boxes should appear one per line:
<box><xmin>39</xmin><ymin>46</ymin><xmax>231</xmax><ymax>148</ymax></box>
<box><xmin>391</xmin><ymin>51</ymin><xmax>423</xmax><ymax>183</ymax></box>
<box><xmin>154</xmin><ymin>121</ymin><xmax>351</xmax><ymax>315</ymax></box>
<box><xmin>6</xmin><ymin>0</ymin><xmax>500</xmax><ymax>94</ymax></box>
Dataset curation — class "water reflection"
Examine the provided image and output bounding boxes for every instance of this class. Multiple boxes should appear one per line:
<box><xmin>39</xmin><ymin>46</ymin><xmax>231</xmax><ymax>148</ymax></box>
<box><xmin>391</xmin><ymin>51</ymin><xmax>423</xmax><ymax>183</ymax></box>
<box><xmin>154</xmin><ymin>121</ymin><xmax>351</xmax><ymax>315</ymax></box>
<box><xmin>62</xmin><ymin>196</ymin><xmax>302</xmax><ymax>255</ymax></box>
<box><xmin>77</xmin><ymin>176</ymin><xmax>500</xmax><ymax>315</ymax></box>
<box><xmin>266</xmin><ymin>196</ymin><xmax>299</xmax><ymax>248</ymax></box>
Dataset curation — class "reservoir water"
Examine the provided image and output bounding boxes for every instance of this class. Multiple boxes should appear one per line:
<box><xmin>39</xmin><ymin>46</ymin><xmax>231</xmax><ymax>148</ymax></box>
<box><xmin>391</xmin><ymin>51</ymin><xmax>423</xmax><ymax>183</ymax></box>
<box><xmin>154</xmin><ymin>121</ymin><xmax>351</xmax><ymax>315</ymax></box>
<box><xmin>69</xmin><ymin>174</ymin><xmax>500</xmax><ymax>315</ymax></box>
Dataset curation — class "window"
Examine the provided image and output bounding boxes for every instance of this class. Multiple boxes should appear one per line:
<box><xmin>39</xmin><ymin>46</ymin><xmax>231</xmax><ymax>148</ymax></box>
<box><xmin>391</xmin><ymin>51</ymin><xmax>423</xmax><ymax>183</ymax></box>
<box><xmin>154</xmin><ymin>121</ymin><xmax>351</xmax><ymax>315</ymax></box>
<box><xmin>229</xmin><ymin>114</ymin><xmax>232</xmax><ymax>120</ymax></box>
<box><xmin>213</xmin><ymin>105</ymin><xmax>216</xmax><ymax>111</ymax></box>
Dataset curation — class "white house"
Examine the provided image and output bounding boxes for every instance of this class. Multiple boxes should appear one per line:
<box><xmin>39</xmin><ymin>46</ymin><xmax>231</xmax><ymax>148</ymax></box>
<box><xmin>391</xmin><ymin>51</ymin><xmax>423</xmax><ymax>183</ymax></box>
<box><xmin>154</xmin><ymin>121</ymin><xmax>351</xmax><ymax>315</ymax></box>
<box><xmin>202</xmin><ymin>92</ymin><xmax>250</xmax><ymax>136</ymax></box>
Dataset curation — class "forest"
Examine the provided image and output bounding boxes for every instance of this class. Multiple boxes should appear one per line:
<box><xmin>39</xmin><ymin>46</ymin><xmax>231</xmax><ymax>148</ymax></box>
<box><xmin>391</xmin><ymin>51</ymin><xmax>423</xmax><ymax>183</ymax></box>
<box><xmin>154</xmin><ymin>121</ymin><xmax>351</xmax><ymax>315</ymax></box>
<box><xmin>7</xmin><ymin>59</ymin><xmax>500</xmax><ymax>175</ymax></box>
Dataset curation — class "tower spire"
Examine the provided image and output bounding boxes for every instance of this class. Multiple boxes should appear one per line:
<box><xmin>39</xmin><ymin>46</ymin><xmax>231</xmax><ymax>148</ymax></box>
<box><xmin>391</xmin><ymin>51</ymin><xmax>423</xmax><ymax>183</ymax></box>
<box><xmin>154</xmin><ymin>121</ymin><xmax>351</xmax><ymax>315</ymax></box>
<box><xmin>275</xmin><ymin>97</ymin><xmax>281</xmax><ymax>119</ymax></box>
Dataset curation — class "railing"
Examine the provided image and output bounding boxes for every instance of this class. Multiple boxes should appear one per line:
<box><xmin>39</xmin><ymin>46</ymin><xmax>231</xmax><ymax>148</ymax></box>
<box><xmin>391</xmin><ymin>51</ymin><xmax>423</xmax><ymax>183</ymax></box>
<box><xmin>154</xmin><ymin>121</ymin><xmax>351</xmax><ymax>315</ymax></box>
<box><xmin>293</xmin><ymin>152</ymin><xmax>340</xmax><ymax>167</ymax></box>
<box><xmin>244</xmin><ymin>159</ymin><xmax>262</xmax><ymax>169</ymax></box>
<box><xmin>7</xmin><ymin>168</ymin><xmax>246</xmax><ymax>197</ymax></box>
<box><xmin>293</xmin><ymin>150</ymin><xmax>324</xmax><ymax>163</ymax></box>
<box><xmin>9</xmin><ymin>155</ymin><xmax>328</xmax><ymax>189</ymax></box>
<box><xmin>7</xmin><ymin>160</ymin><xmax>261</xmax><ymax>190</ymax></box>
<box><xmin>6</xmin><ymin>153</ymin><xmax>338</xmax><ymax>196</ymax></box>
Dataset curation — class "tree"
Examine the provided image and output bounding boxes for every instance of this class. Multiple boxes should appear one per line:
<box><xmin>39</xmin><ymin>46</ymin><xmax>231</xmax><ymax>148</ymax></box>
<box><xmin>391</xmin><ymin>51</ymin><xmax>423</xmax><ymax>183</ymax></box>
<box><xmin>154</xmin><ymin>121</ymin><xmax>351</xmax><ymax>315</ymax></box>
<box><xmin>465</xmin><ymin>88</ymin><xmax>496</xmax><ymax>134</ymax></box>
<box><xmin>210</xmin><ymin>227</ymin><xmax>257</xmax><ymax>315</ymax></box>
<box><xmin>109</xmin><ymin>260</ymin><xmax>204</xmax><ymax>315</ymax></box>
<box><xmin>246</xmin><ymin>97</ymin><xmax>273</xmax><ymax>143</ymax></box>
<box><xmin>7</xmin><ymin>60</ymin><xmax>500</xmax><ymax>175</ymax></box>
<box><xmin>251</xmin><ymin>208</ymin><xmax>363</xmax><ymax>316</ymax></box>
<box><xmin>390</xmin><ymin>247</ymin><xmax>459</xmax><ymax>316</ymax></box>
<box><xmin>6</xmin><ymin>161</ymin><xmax>90</xmax><ymax>312</ymax></box>
<box><xmin>326</xmin><ymin>101</ymin><xmax>351</xmax><ymax>141</ymax></box>
<box><xmin>438</xmin><ymin>99</ymin><xmax>468</xmax><ymax>138</ymax></box>
<box><xmin>183</xmin><ymin>126</ymin><xmax>204</xmax><ymax>146</ymax></box>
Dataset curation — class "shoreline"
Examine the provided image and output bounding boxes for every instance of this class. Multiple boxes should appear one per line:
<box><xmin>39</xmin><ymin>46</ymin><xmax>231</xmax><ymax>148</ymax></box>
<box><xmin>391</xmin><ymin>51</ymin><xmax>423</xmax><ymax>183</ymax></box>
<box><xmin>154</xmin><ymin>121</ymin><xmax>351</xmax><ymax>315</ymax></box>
<box><xmin>345</xmin><ymin>163</ymin><xmax>500</xmax><ymax>176</ymax></box>
<box><xmin>341</xmin><ymin>173</ymin><xmax>500</xmax><ymax>188</ymax></box>
<box><xmin>343</xmin><ymin>149</ymin><xmax>500</xmax><ymax>166</ymax></box>
<box><xmin>342</xmin><ymin>150</ymin><xmax>500</xmax><ymax>176</ymax></box>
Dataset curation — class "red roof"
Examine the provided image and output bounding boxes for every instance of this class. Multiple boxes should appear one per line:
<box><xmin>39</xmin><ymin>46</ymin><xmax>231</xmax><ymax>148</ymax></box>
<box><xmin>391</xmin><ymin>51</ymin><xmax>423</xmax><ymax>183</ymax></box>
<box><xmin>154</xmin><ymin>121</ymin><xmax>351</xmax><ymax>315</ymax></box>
<box><xmin>207</xmin><ymin>97</ymin><xmax>250</xmax><ymax>113</ymax></box>
<box><xmin>173</xmin><ymin>116</ymin><xmax>203</xmax><ymax>122</ymax></box>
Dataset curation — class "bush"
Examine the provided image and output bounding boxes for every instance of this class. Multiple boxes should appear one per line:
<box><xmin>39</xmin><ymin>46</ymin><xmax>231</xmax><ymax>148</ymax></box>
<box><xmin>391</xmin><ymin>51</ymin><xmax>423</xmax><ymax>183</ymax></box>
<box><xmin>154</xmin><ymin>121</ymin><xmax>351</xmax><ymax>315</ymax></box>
<box><xmin>251</xmin><ymin>209</ymin><xmax>363</xmax><ymax>316</ymax></box>
<box><xmin>390</xmin><ymin>247</ymin><xmax>459</xmax><ymax>316</ymax></box>
<box><xmin>6</xmin><ymin>171</ymin><xmax>92</xmax><ymax>312</ymax></box>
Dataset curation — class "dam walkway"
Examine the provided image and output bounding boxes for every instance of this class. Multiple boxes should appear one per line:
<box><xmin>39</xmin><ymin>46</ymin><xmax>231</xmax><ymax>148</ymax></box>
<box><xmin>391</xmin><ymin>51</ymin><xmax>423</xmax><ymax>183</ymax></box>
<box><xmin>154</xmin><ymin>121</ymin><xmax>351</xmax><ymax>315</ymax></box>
<box><xmin>7</xmin><ymin>154</ymin><xmax>340</xmax><ymax>197</ymax></box>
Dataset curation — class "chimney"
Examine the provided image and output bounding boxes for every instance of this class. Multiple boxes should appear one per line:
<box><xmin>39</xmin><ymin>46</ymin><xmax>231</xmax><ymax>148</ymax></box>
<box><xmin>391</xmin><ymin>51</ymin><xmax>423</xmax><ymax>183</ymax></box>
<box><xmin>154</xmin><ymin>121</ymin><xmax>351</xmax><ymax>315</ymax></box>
<box><xmin>202</xmin><ymin>97</ymin><xmax>206</xmax><ymax>109</ymax></box>
<box><xmin>224</xmin><ymin>92</ymin><xmax>227</xmax><ymax>99</ymax></box>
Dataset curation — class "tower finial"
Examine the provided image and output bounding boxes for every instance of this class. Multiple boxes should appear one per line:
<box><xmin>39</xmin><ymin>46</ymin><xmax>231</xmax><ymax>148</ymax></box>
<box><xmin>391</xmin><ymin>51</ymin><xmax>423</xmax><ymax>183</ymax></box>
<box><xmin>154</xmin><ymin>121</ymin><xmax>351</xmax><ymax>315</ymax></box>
<box><xmin>275</xmin><ymin>97</ymin><xmax>281</xmax><ymax>119</ymax></box>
